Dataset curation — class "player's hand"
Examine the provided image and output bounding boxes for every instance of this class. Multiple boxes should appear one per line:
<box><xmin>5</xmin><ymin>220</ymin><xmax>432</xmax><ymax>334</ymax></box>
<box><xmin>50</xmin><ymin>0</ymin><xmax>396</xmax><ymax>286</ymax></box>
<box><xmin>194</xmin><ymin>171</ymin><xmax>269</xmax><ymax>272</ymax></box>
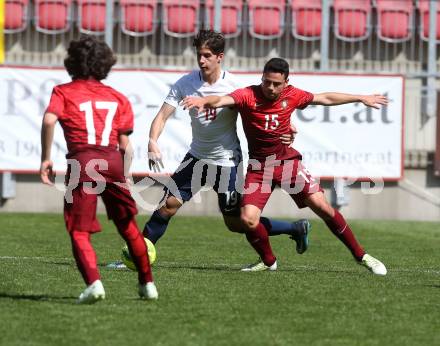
<box><xmin>361</xmin><ymin>94</ymin><xmax>389</xmax><ymax>109</ymax></box>
<box><xmin>125</xmin><ymin>177</ymin><xmax>134</xmax><ymax>186</ymax></box>
<box><xmin>181</xmin><ymin>96</ymin><xmax>206</xmax><ymax>113</ymax></box>
<box><xmin>148</xmin><ymin>140</ymin><xmax>164</xmax><ymax>173</ymax></box>
<box><xmin>280</xmin><ymin>124</ymin><xmax>298</xmax><ymax>145</ymax></box>
<box><xmin>40</xmin><ymin>160</ymin><xmax>54</xmax><ymax>186</ymax></box>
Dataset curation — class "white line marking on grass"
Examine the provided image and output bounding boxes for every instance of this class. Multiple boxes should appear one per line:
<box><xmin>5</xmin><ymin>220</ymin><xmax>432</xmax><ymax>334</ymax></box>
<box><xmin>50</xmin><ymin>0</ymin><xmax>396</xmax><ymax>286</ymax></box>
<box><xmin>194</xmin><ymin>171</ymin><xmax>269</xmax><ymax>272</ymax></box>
<box><xmin>0</xmin><ymin>256</ymin><xmax>72</xmax><ymax>261</ymax></box>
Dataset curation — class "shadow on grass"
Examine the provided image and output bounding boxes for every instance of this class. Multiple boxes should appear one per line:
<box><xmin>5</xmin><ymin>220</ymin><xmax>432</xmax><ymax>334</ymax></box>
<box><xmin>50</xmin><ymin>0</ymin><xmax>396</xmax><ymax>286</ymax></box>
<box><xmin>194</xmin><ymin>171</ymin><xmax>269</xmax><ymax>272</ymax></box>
<box><xmin>164</xmin><ymin>266</ymin><xmax>359</xmax><ymax>274</ymax></box>
<box><xmin>102</xmin><ymin>260</ymin><xmax>363</xmax><ymax>274</ymax></box>
<box><xmin>50</xmin><ymin>261</ymin><xmax>74</xmax><ymax>266</ymax></box>
<box><xmin>0</xmin><ymin>292</ymin><xmax>75</xmax><ymax>303</ymax></box>
<box><xmin>163</xmin><ymin>262</ymin><xmax>363</xmax><ymax>274</ymax></box>
<box><xmin>102</xmin><ymin>262</ymin><xmax>237</xmax><ymax>272</ymax></box>
<box><xmin>167</xmin><ymin>265</ymin><xmax>236</xmax><ymax>271</ymax></box>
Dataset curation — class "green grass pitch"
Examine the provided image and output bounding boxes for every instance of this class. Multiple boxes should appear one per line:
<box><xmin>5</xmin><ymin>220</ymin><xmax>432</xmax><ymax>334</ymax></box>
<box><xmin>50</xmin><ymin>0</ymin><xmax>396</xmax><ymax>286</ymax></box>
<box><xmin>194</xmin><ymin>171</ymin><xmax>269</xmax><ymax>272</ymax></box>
<box><xmin>0</xmin><ymin>213</ymin><xmax>439</xmax><ymax>346</ymax></box>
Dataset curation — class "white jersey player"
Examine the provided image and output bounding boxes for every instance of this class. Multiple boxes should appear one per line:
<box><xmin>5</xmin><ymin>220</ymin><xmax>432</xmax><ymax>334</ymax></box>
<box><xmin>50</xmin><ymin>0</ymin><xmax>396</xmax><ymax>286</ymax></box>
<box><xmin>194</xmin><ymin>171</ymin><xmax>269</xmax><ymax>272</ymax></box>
<box><xmin>165</xmin><ymin>69</ymin><xmax>242</xmax><ymax>167</ymax></box>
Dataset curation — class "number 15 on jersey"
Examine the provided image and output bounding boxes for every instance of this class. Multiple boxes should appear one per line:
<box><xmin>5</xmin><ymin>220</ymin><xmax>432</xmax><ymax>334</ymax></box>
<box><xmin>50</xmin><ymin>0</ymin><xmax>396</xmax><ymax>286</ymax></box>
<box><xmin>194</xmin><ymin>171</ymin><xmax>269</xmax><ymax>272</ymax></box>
<box><xmin>265</xmin><ymin>114</ymin><xmax>279</xmax><ymax>130</ymax></box>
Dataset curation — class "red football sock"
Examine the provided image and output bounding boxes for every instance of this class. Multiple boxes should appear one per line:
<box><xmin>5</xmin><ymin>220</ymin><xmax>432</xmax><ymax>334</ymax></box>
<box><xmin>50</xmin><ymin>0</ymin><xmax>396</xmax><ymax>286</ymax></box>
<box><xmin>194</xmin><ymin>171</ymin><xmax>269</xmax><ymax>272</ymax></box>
<box><xmin>70</xmin><ymin>231</ymin><xmax>100</xmax><ymax>285</ymax></box>
<box><xmin>114</xmin><ymin>217</ymin><xmax>153</xmax><ymax>284</ymax></box>
<box><xmin>245</xmin><ymin>222</ymin><xmax>276</xmax><ymax>266</ymax></box>
<box><xmin>324</xmin><ymin>210</ymin><xmax>365</xmax><ymax>261</ymax></box>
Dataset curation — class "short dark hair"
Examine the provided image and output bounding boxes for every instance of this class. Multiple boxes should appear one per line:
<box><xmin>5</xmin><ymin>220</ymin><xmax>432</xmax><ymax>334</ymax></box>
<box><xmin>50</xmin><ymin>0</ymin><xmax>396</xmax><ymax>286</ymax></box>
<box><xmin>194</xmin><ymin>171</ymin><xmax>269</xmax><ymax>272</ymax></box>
<box><xmin>193</xmin><ymin>30</ymin><xmax>225</xmax><ymax>55</ymax></box>
<box><xmin>64</xmin><ymin>35</ymin><xmax>116</xmax><ymax>80</ymax></box>
<box><xmin>263</xmin><ymin>58</ymin><xmax>290</xmax><ymax>79</ymax></box>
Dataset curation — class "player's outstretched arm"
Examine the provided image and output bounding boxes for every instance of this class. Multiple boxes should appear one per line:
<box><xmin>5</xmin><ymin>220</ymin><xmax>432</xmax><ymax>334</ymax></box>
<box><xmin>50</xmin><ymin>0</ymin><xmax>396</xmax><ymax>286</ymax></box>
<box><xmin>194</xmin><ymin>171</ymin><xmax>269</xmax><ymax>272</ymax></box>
<box><xmin>40</xmin><ymin>112</ymin><xmax>58</xmax><ymax>185</ymax></box>
<box><xmin>311</xmin><ymin>93</ymin><xmax>388</xmax><ymax>109</ymax></box>
<box><xmin>182</xmin><ymin>95</ymin><xmax>236</xmax><ymax>112</ymax></box>
<box><xmin>148</xmin><ymin>102</ymin><xmax>176</xmax><ymax>172</ymax></box>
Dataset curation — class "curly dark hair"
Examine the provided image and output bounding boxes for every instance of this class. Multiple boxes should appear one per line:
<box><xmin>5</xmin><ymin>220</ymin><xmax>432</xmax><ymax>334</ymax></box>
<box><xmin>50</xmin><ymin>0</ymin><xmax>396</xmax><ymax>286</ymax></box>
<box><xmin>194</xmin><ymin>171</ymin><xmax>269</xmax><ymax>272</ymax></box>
<box><xmin>64</xmin><ymin>35</ymin><xmax>116</xmax><ymax>80</ymax></box>
<box><xmin>263</xmin><ymin>58</ymin><xmax>290</xmax><ymax>80</ymax></box>
<box><xmin>193</xmin><ymin>30</ymin><xmax>225</xmax><ymax>55</ymax></box>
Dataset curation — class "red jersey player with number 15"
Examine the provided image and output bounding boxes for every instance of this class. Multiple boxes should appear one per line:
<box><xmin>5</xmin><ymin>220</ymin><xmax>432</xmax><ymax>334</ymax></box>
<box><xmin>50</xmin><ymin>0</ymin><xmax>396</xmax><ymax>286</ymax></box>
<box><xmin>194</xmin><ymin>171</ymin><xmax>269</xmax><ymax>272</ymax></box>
<box><xmin>183</xmin><ymin>57</ymin><xmax>389</xmax><ymax>275</ymax></box>
<box><xmin>40</xmin><ymin>35</ymin><xmax>158</xmax><ymax>303</ymax></box>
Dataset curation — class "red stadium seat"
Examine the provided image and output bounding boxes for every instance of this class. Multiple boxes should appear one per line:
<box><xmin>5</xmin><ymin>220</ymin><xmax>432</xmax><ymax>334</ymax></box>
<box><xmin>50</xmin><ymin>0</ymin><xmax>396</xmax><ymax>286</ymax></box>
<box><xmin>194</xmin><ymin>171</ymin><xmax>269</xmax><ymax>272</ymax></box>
<box><xmin>375</xmin><ymin>0</ymin><xmax>414</xmax><ymax>42</ymax></box>
<box><xmin>333</xmin><ymin>0</ymin><xmax>372</xmax><ymax>41</ymax></box>
<box><xmin>418</xmin><ymin>0</ymin><xmax>440</xmax><ymax>42</ymax></box>
<box><xmin>4</xmin><ymin>0</ymin><xmax>29</xmax><ymax>33</ymax></box>
<box><xmin>119</xmin><ymin>0</ymin><xmax>157</xmax><ymax>36</ymax></box>
<box><xmin>77</xmin><ymin>0</ymin><xmax>106</xmax><ymax>34</ymax></box>
<box><xmin>291</xmin><ymin>0</ymin><xmax>322</xmax><ymax>41</ymax></box>
<box><xmin>35</xmin><ymin>0</ymin><xmax>72</xmax><ymax>34</ymax></box>
<box><xmin>205</xmin><ymin>0</ymin><xmax>243</xmax><ymax>38</ymax></box>
<box><xmin>248</xmin><ymin>0</ymin><xmax>285</xmax><ymax>39</ymax></box>
<box><xmin>162</xmin><ymin>0</ymin><xmax>200</xmax><ymax>37</ymax></box>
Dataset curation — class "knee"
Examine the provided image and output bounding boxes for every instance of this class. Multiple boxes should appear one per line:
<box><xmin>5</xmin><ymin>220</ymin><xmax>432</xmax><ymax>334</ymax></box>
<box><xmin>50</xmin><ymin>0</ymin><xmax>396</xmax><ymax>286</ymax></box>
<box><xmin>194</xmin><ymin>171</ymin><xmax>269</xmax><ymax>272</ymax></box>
<box><xmin>159</xmin><ymin>198</ymin><xmax>181</xmax><ymax>218</ymax></box>
<box><xmin>240</xmin><ymin>213</ymin><xmax>259</xmax><ymax>231</ymax></box>
<box><xmin>159</xmin><ymin>205</ymin><xmax>178</xmax><ymax>218</ymax></box>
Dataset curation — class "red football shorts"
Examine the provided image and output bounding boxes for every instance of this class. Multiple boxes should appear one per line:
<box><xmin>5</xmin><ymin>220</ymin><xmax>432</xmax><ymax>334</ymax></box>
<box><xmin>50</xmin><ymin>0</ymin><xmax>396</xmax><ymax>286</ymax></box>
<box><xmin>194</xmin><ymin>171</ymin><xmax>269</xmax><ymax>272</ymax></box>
<box><xmin>64</xmin><ymin>182</ymin><xmax>138</xmax><ymax>233</ymax></box>
<box><xmin>241</xmin><ymin>158</ymin><xmax>323</xmax><ymax>211</ymax></box>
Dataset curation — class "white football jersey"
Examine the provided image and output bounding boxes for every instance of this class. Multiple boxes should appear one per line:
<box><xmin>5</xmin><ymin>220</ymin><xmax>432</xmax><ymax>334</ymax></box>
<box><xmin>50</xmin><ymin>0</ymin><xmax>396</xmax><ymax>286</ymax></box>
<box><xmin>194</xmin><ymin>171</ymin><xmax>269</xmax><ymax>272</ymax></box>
<box><xmin>164</xmin><ymin>70</ymin><xmax>242</xmax><ymax>167</ymax></box>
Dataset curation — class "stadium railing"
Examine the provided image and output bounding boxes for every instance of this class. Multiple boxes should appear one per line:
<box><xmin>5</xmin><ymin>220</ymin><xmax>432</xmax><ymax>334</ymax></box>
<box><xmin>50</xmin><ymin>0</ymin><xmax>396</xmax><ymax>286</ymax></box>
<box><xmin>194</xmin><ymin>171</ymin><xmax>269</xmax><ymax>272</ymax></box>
<box><xmin>1</xmin><ymin>0</ymin><xmax>434</xmax><ymax>74</ymax></box>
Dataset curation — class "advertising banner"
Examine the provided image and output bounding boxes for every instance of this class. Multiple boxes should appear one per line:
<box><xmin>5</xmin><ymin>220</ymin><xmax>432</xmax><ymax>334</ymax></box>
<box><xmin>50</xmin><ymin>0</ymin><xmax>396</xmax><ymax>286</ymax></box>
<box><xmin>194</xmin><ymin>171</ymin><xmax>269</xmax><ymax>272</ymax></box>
<box><xmin>0</xmin><ymin>67</ymin><xmax>403</xmax><ymax>180</ymax></box>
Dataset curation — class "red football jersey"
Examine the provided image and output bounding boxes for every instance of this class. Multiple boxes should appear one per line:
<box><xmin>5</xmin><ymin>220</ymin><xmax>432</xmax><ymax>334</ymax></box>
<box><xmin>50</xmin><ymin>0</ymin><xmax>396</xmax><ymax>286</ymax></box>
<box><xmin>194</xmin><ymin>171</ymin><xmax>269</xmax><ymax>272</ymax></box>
<box><xmin>46</xmin><ymin>79</ymin><xmax>134</xmax><ymax>153</ymax></box>
<box><xmin>230</xmin><ymin>85</ymin><xmax>313</xmax><ymax>161</ymax></box>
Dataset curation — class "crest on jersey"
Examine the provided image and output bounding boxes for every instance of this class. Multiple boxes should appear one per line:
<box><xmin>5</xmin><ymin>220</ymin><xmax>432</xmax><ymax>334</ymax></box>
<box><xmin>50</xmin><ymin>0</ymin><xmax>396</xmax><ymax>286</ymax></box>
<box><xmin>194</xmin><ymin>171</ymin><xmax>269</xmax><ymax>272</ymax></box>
<box><xmin>281</xmin><ymin>99</ymin><xmax>288</xmax><ymax>109</ymax></box>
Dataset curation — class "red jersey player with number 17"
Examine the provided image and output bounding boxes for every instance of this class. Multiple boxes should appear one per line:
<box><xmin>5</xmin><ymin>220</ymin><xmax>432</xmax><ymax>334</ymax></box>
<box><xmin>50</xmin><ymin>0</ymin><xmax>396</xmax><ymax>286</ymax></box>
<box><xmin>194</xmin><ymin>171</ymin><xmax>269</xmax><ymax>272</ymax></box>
<box><xmin>40</xmin><ymin>35</ymin><xmax>158</xmax><ymax>303</ymax></box>
<box><xmin>183</xmin><ymin>57</ymin><xmax>388</xmax><ymax>275</ymax></box>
